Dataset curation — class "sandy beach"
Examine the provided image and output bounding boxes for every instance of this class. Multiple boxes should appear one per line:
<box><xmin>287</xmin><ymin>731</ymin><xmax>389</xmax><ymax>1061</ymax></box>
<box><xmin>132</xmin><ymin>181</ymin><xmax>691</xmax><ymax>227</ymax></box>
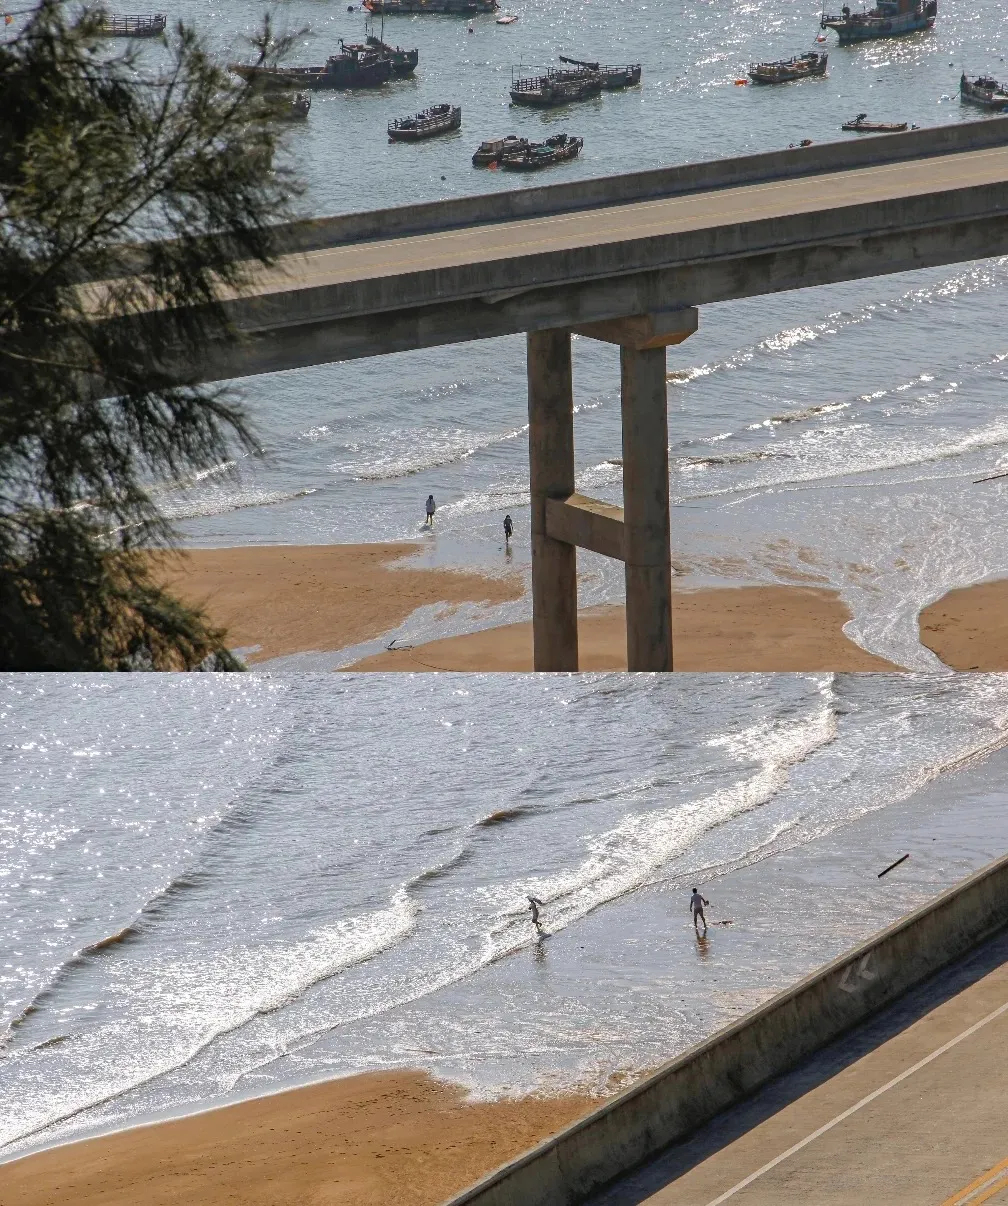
<box><xmin>353</xmin><ymin>592</ymin><xmax>896</xmax><ymax>672</ymax></box>
<box><xmin>158</xmin><ymin>544</ymin><xmax>899</xmax><ymax>671</ymax></box>
<box><xmin>918</xmin><ymin>579</ymin><xmax>1008</xmax><ymax>671</ymax></box>
<box><xmin>155</xmin><ymin>544</ymin><xmax>523</xmax><ymax>663</ymax></box>
<box><xmin>0</xmin><ymin>1071</ymin><xmax>595</xmax><ymax>1206</ymax></box>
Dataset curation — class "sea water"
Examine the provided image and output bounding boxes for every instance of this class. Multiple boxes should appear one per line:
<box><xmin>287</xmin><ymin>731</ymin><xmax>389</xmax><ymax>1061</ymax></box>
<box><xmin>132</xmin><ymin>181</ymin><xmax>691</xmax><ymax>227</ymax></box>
<box><xmin>2</xmin><ymin>672</ymin><xmax>1008</xmax><ymax>1157</ymax></box>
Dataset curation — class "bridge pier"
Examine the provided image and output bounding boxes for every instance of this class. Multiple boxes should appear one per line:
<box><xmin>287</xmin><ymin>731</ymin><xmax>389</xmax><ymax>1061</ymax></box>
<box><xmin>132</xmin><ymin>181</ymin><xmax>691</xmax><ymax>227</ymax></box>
<box><xmin>529</xmin><ymin>308</ymin><xmax>696</xmax><ymax>672</ymax></box>
<box><xmin>621</xmin><ymin>344</ymin><xmax>673</xmax><ymax>671</ymax></box>
<box><xmin>527</xmin><ymin>328</ymin><xmax>578</xmax><ymax>671</ymax></box>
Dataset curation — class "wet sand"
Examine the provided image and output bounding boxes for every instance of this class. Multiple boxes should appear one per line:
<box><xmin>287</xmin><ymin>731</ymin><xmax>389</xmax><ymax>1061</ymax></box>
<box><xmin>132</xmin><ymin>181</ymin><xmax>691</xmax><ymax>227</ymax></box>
<box><xmin>353</xmin><ymin>591</ymin><xmax>898</xmax><ymax>672</ymax></box>
<box><xmin>0</xmin><ymin>1070</ymin><xmax>594</xmax><ymax>1206</ymax></box>
<box><xmin>919</xmin><ymin>579</ymin><xmax>1008</xmax><ymax>670</ymax></box>
<box><xmin>155</xmin><ymin>544</ymin><xmax>522</xmax><ymax>663</ymax></box>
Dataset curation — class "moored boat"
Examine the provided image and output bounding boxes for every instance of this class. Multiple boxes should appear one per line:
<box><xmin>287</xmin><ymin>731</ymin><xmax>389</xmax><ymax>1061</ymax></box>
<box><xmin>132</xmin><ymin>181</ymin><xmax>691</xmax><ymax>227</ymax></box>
<box><xmin>496</xmin><ymin>11</ymin><xmax>518</xmax><ymax>23</ymax></box>
<box><xmin>364</xmin><ymin>21</ymin><xmax>419</xmax><ymax>76</ymax></box>
<box><xmin>510</xmin><ymin>64</ymin><xmax>602</xmax><ymax>107</ymax></box>
<box><xmin>388</xmin><ymin>103</ymin><xmax>462</xmax><ymax>141</ymax></box>
<box><xmin>960</xmin><ymin>73</ymin><xmax>1008</xmax><ymax>110</ymax></box>
<box><xmin>101</xmin><ymin>12</ymin><xmax>166</xmax><ymax>36</ymax></box>
<box><xmin>472</xmin><ymin>134</ymin><xmax>529</xmax><ymax>165</ymax></box>
<box><xmin>364</xmin><ymin>0</ymin><xmax>496</xmax><ymax>13</ymax></box>
<box><xmin>557</xmin><ymin>55</ymin><xmax>642</xmax><ymax>90</ymax></box>
<box><xmin>820</xmin><ymin>0</ymin><xmax>936</xmax><ymax>44</ymax></box>
<box><xmin>748</xmin><ymin>51</ymin><xmax>827</xmax><ymax>84</ymax></box>
<box><xmin>500</xmin><ymin>131</ymin><xmax>582</xmax><ymax>170</ymax></box>
<box><xmin>229</xmin><ymin>43</ymin><xmax>391</xmax><ymax>90</ymax></box>
<box><xmin>841</xmin><ymin>111</ymin><xmax>908</xmax><ymax>131</ymax></box>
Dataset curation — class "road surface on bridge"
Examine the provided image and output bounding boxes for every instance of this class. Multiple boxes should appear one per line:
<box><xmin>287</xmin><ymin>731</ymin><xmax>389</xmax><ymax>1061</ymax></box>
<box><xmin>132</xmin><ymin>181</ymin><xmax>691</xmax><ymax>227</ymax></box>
<box><xmin>591</xmin><ymin>928</ymin><xmax>1008</xmax><ymax>1206</ymax></box>
<box><xmin>245</xmin><ymin>144</ymin><xmax>1008</xmax><ymax>301</ymax></box>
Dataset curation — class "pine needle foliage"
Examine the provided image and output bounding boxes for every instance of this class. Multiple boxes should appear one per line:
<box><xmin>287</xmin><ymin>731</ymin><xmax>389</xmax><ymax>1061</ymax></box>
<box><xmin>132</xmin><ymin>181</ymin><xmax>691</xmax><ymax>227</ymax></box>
<box><xmin>0</xmin><ymin>1</ymin><xmax>302</xmax><ymax>670</ymax></box>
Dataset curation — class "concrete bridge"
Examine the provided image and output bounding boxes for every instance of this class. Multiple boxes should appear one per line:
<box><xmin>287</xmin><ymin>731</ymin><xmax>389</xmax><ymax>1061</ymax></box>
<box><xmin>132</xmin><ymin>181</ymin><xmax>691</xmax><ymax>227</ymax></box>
<box><xmin>166</xmin><ymin>117</ymin><xmax>1008</xmax><ymax>671</ymax></box>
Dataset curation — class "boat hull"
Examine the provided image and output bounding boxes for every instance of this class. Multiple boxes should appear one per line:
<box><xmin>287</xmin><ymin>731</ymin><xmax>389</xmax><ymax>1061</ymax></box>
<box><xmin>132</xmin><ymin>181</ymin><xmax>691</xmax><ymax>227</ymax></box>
<box><xmin>230</xmin><ymin>59</ymin><xmax>392</xmax><ymax>90</ymax></box>
<box><xmin>824</xmin><ymin>13</ymin><xmax>935</xmax><ymax>43</ymax></box>
<box><xmin>364</xmin><ymin>0</ymin><xmax>496</xmax><ymax>13</ymax></box>
<box><xmin>389</xmin><ymin>105</ymin><xmax>462</xmax><ymax>140</ymax></box>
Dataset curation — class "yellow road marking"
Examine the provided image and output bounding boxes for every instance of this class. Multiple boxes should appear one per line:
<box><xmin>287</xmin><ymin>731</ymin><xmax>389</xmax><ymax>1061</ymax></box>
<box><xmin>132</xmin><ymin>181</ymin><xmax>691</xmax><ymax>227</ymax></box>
<box><xmin>941</xmin><ymin>1156</ymin><xmax>1008</xmax><ymax>1206</ymax></box>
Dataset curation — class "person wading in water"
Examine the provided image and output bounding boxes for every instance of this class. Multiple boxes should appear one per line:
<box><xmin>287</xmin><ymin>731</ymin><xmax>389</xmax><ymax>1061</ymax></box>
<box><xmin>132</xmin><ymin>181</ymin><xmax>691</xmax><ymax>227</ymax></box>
<box><xmin>504</xmin><ymin>514</ymin><xmax>513</xmax><ymax>546</ymax></box>
<box><xmin>425</xmin><ymin>494</ymin><xmax>436</xmax><ymax>526</ymax></box>
<box><xmin>690</xmin><ymin>886</ymin><xmax>709</xmax><ymax>936</ymax></box>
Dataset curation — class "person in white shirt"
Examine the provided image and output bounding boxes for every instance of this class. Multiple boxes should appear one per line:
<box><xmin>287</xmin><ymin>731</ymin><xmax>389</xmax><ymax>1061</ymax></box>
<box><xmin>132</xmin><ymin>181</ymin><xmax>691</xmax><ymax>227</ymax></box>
<box><xmin>690</xmin><ymin>886</ymin><xmax>709</xmax><ymax>936</ymax></box>
<box><xmin>425</xmin><ymin>494</ymin><xmax>436</xmax><ymax>526</ymax></box>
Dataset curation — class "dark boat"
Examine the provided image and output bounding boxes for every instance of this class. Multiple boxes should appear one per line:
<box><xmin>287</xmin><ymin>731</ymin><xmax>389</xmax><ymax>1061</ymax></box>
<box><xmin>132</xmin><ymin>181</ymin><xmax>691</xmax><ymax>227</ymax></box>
<box><xmin>748</xmin><ymin>51</ymin><xmax>828</xmax><ymax>84</ymax></box>
<box><xmin>960</xmin><ymin>73</ymin><xmax>1008</xmax><ymax>110</ymax></box>
<box><xmin>842</xmin><ymin>111</ymin><xmax>908</xmax><ymax>131</ymax></box>
<box><xmin>472</xmin><ymin>134</ymin><xmax>530</xmax><ymax>166</ymax></box>
<box><xmin>364</xmin><ymin>0</ymin><xmax>496</xmax><ymax>13</ymax></box>
<box><xmin>510</xmin><ymin>64</ymin><xmax>602</xmax><ymax>108</ymax></box>
<box><xmin>388</xmin><ymin>103</ymin><xmax>462</xmax><ymax>141</ymax></box>
<box><xmin>558</xmin><ymin>55</ymin><xmax>642</xmax><ymax>90</ymax></box>
<box><xmin>366</xmin><ymin>32</ymin><xmax>419</xmax><ymax>76</ymax></box>
<box><xmin>101</xmin><ymin>12</ymin><xmax>166</xmax><ymax>36</ymax></box>
<box><xmin>820</xmin><ymin>0</ymin><xmax>936</xmax><ymax>44</ymax></box>
<box><xmin>501</xmin><ymin>132</ymin><xmax>583</xmax><ymax>170</ymax></box>
<box><xmin>229</xmin><ymin>43</ymin><xmax>392</xmax><ymax>91</ymax></box>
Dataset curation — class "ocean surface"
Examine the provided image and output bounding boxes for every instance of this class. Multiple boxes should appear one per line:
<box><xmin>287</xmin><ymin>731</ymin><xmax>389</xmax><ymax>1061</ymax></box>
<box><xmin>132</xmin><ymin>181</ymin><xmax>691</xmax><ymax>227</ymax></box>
<box><xmin>110</xmin><ymin>0</ymin><xmax>1008</xmax><ymax>671</ymax></box>
<box><xmin>3</xmin><ymin>672</ymin><xmax>1008</xmax><ymax>1158</ymax></box>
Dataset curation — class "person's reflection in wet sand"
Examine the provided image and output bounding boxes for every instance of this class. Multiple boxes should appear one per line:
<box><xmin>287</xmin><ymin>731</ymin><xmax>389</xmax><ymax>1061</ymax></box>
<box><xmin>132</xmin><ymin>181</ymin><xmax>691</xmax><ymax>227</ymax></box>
<box><xmin>694</xmin><ymin>933</ymin><xmax>710</xmax><ymax>960</ymax></box>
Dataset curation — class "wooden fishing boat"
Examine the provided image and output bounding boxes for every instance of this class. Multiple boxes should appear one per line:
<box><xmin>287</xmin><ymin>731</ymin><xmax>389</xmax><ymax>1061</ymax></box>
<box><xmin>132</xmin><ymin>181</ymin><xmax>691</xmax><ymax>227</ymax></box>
<box><xmin>472</xmin><ymin>134</ymin><xmax>529</xmax><ymax>165</ymax></box>
<box><xmin>842</xmin><ymin>112</ymin><xmax>907</xmax><ymax>131</ymax></box>
<box><xmin>501</xmin><ymin>132</ymin><xmax>582</xmax><ymax>170</ymax></box>
<box><xmin>287</xmin><ymin>92</ymin><xmax>312</xmax><ymax>119</ymax></box>
<box><xmin>558</xmin><ymin>55</ymin><xmax>641</xmax><ymax>90</ymax></box>
<box><xmin>364</xmin><ymin>20</ymin><xmax>419</xmax><ymax>77</ymax></box>
<box><xmin>748</xmin><ymin>51</ymin><xmax>827</xmax><ymax>84</ymax></box>
<box><xmin>960</xmin><ymin>73</ymin><xmax>1008</xmax><ymax>110</ymax></box>
<box><xmin>229</xmin><ymin>44</ymin><xmax>391</xmax><ymax>90</ymax></box>
<box><xmin>101</xmin><ymin>12</ymin><xmax>166</xmax><ymax>36</ymax></box>
<box><xmin>821</xmin><ymin>0</ymin><xmax>936</xmax><ymax>44</ymax></box>
<box><xmin>510</xmin><ymin>64</ymin><xmax>602</xmax><ymax>108</ymax></box>
<box><xmin>364</xmin><ymin>0</ymin><xmax>496</xmax><ymax>13</ymax></box>
<box><xmin>388</xmin><ymin>103</ymin><xmax>462</xmax><ymax>141</ymax></box>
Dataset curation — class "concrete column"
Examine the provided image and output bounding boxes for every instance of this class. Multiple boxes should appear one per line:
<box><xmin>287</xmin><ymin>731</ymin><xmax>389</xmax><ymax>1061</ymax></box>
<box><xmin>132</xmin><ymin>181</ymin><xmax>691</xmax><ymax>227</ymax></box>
<box><xmin>620</xmin><ymin>344</ymin><xmax>673</xmax><ymax>671</ymax></box>
<box><xmin>527</xmin><ymin>328</ymin><xmax>578</xmax><ymax>671</ymax></box>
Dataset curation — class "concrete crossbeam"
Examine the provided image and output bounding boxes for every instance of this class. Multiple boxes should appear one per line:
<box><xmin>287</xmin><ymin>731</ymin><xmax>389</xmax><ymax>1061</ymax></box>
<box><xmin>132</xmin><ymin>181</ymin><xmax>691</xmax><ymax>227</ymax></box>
<box><xmin>545</xmin><ymin>494</ymin><xmax>625</xmax><ymax>561</ymax></box>
<box><xmin>573</xmin><ymin>307</ymin><xmax>698</xmax><ymax>350</ymax></box>
<box><xmin>527</xmin><ymin>329</ymin><xmax>578</xmax><ymax>672</ymax></box>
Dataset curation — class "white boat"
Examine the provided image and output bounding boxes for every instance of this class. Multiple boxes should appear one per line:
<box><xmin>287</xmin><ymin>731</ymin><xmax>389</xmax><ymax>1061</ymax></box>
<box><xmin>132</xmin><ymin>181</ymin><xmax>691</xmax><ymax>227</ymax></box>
<box><xmin>496</xmin><ymin>11</ymin><xmax>518</xmax><ymax>23</ymax></box>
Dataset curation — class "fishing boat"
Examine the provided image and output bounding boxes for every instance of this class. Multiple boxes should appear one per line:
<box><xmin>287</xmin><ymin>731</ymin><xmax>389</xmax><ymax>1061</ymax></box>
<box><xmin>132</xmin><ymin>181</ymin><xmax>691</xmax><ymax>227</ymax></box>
<box><xmin>510</xmin><ymin>64</ymin><xmax>602</xmax><ymax>107</ymax></box>
<box><xmin>501</xmin><ymin>132</ymin><xmax>582</xmax><ymax>170</ymax></box>
<box><xmin>558</xmin><ymin>55</ymin><xmax>641</xmax><ymax>90</ymax></box>
<box><xmin>842</xmin><ymin>111</ymin><xmax>908</xmax><ymax>130</ymax></box>
<box><xmin>748</xmin><ymin>51</ymin><xmax>828</xmax><ymax>84</ymax></box>
<box><xmin>364</xmin><ymin>0</ymin><xmax>496</xmax><ymax>13</ymax></box>
<box><xmin>101</xmin><ymin>12</ymin><xmax>166</xmax><ymax>36</ymax></box>
<box><xmin>388</xmin><ymin>103</ymin><xmax>462</xmax><ymax>141</ymax></box>
<box><xmin>229</xmin><ymin>43</ymin><xmax>391</xmax><ymax>90</ymax></box>
<box><xmin>363</xmin><ymin>19</ymin><xmax>419</xmax><ymax>76</ymax></box>
<box><xmin>960</xmin><ymin>73</ymin><xmax>1008</xmax><ymax>110</ymax></box>
<box><xmin>820</xmin><ymin>0</ymin><xmax>937</xmax><ymax>45</ymax></box>
<box><xmin>472</xmin><ymin>134</ymin><xmax>529</xmax><ymax>165</ymax></box>
<box><xmin>496</xmin><ymin>11</ymin><xmax>518</xmax><ymax>23</ymax></box>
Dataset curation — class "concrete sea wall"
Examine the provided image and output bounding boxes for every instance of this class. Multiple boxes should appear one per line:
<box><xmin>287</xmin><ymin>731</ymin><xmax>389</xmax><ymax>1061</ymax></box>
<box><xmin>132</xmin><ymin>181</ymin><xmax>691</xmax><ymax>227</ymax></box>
<box><xmin>444</xmin><ymin>851</ymin><xmax>1008</xmax><ymax>1206</ymax></box>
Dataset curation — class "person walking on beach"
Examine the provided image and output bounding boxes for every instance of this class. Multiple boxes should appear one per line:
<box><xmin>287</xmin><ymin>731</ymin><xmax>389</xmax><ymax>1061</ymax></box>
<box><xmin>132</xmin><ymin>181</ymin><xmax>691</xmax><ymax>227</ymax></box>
<box><xmin>504</xmin><ymin>514</ymin><xmax>513</xmax><ymax>546</ymax></box>
<box><xmin>425</xmin><ymin>494</ymin><xmax>436</xmax><ymax>526</ymax></box>
<box><xmin>528</xmin><ymin>895</ymin><xmax>544</xmax><ymax>931</ymax></box>
<box><xmin>690</xmin><ymin>886</ymin><xmax>709</xmax><ymax>936</ymax></box>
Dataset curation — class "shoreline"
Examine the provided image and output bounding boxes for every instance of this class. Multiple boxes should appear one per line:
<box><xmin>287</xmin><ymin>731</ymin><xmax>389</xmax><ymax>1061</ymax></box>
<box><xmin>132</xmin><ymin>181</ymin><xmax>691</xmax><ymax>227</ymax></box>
<box><xmin>156</xmin><ymin>544</ymin><xmax>902</xmax><ymax>672</ymax></box>
<box><xmin>0</xmin><ymin>1069</ymin><xmax>596</xmax><ymax>1206</ymax></box>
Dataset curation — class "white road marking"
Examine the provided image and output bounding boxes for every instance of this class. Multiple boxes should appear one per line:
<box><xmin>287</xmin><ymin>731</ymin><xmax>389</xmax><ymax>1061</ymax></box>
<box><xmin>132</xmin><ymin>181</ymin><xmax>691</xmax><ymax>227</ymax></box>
<box><xmin>702</xmin><ymin>999</ymin><xmax>1008</xmax><ymax>1206</ymax></box>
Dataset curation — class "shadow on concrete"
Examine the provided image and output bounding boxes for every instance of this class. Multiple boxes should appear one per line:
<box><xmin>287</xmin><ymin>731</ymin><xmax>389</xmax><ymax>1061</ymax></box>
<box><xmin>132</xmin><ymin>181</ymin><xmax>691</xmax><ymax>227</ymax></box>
<box><xmin>589</xmin><ymin>926</ymin><xmax>1008</xmax><ymax>1205</ymax></box>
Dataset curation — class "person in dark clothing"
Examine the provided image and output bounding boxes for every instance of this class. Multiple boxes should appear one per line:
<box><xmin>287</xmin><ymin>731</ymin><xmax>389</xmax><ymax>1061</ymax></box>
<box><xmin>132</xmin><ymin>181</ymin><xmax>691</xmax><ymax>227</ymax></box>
<box><xmin>425</xmin><ymin>494</ymin><xmax>436</xmax><ymax>526</ymax></box>
<box><xmin>504</xmin><ymin>514</ymin><xmax>513</xmax><ymax>545</ymax></box>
